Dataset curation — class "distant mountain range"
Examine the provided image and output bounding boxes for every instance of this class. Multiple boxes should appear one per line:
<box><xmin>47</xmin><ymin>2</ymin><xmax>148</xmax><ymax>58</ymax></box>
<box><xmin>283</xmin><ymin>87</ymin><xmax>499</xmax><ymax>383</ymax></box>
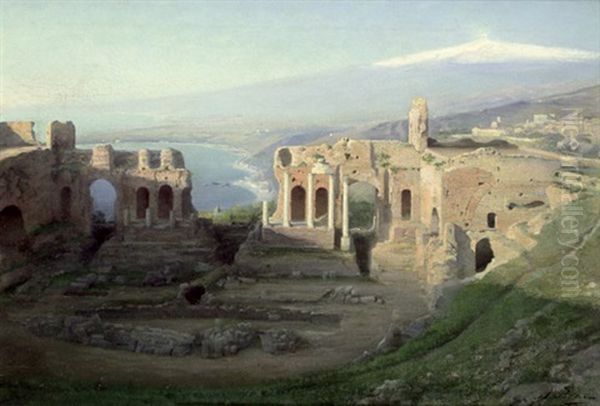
<box><xmin>246</xmin><ymin>85</ymin><xmax>600</xmax><ymax>179</ymax></box>
<box><xmin>5</xmin><ymin>38</ymin><xmax>599</xmax><ymax>141</ymax></box>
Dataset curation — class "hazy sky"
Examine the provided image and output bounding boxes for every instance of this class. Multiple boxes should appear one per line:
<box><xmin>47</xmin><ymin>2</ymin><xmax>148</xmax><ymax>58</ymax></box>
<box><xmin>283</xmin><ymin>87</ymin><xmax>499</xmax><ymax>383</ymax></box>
<box><xmin>1</xmin><ymin>0</ymin><xmax>599</xmax><ymax>110</ymax></box>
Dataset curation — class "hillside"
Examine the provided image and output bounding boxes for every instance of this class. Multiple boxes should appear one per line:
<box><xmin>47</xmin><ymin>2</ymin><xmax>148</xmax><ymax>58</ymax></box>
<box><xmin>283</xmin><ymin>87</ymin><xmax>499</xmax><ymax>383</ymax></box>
<box><xmin>3</xmin><ymin>182</ymin><xmax>599</xmax><ymax>404</ymax></box>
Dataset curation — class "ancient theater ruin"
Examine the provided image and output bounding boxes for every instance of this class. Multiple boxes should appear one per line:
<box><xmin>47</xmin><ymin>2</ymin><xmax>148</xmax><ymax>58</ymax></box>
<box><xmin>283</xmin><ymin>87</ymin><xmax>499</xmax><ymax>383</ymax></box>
<box><xmin>0</xmin><ymin>120</ymin><xmax>195</xmax><ymax>270</ymax></box>
<box><xmin>260</xmin><ymin>97</ymin><xmax>570</xmax><ymax>289</ymax></box>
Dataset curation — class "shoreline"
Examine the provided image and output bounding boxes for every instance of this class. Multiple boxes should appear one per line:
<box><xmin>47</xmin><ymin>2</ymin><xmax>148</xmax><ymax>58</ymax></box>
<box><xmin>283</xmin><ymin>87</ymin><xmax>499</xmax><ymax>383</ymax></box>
<box><xmin>78</xmin><ymin>140</ymin><xmax>274</xmax><ymax>206</ymax></box>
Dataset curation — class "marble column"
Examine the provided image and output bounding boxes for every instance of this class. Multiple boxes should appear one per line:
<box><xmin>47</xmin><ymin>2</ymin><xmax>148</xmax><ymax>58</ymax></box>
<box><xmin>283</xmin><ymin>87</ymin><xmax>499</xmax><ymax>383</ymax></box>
<box><xmin>262</xmin><ymin>200</ymin><xmax>269</xmax><ymax>226</ymax></box>
<box><xmin>307</xmin><ymin>173</ymin><xmax>314</xmax><ymax>228</ymax></box>
<box><xmin>327</xmin><ymin>174</ymin><xmax>335</xmax><ymax>231</ymax></box>
<box><xmin>282</xmin><ymin>171</ymin><xmax>291</xmax><ymax>227</ymax></box>
<box><xmin>145</xmin><ymin>207</ymin><xmax>152</xmax><ymax>228</ymax></box>
<box><xmin>341</xmin><ymin>176</ymin><xmax>351</xmax><ymax>251</ymax></box>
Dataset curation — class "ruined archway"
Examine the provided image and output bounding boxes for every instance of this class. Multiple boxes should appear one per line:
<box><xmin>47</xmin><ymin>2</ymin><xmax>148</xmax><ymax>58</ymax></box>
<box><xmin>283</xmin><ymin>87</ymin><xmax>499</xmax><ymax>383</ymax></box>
<box><xmin>181</xmin><ymin>187</ymin><xmax>193</xmax><ymax>218</ymax></box>
<box><xmin>90</xmin><ymin>179</ymin><xmax>117</xmax><ymax>223</ymax></box>
<box><xmin>401</xmin><ymin>189</ymin><xmax>411</xmax><ymax>220</ymax></box>
<box><xmin>136</xmin><ymin>187</ymin><xmax>150</xmax><ymax>219</ymax></box>
<box><xmin>0</xmin><ymin>205</ymin><xmax>26</xmax><ymax>248</ymax></box>
<box><xmin>291</xmin><ymin>186</ymin><xmax>306</xmax><ymax>222</ymax></box>
<box><xmin>315</xmin><ymin>187</ymin><xmax>328</xmax><ymax>219</ymax></box>
<box><xmin>487</xmin><ymin>212</ymin><xmax>496</xmax><ymax>229</ymax></box>
<box><xmin>475</xmin><ymin>238</ymin><xmax>494</xmax><ymax>272</ymax></box>
<box><xmin>60</xmin><ymin>186</ymin><xmax>72</xmax><ymax>221</ymax></box>
<box><xmin>431</xmin><ymin>208</ymin><xmax>440</xmax><ymax>236</ymax></box>
<box><xmin>158</xmin><ymin>185</ymin><xmax>174</xmax><ymax>219</ymax></box>
<box><xmin>349</xmin><ymin>182</ymin><xmax>377</xmax><ymax>230</ymax></box>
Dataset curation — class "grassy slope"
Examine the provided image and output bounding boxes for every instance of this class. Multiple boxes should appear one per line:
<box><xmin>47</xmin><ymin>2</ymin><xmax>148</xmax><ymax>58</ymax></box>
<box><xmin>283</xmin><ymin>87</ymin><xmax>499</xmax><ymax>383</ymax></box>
<box><xmin>2</xmin><ymin>196</ymin><xmax>599</xmax><ymax>405</ymax></box>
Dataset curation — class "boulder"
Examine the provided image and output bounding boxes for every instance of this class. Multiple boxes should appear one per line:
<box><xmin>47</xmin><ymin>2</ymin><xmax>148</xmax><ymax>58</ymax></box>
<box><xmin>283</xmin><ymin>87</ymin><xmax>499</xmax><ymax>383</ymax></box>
<box><xmin>260</xmin><ymin>329</ymin><xmax>301</xmax><ymax>354</ymax></box>
<box><xmin>200</xmin><ymin>322</ymin><xmax>257</xmax><ymax>358</ymax></box>
<box><xmin>129</xmin><ymin>326</ymin><xmax>194</xmax><ymax>356</ymax></box>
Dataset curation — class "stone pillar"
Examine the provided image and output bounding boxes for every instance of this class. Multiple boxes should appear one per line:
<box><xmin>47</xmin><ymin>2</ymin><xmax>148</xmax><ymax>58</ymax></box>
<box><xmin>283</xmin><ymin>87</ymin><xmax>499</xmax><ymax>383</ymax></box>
<box><xmin>169</xmin><ymin>210</ymin><xmax>175</xmax><ymax>229</ymax></box>
<box><xmin>145</xmin><ymin>207</ymin><xmax>152</xmax><ymax>228</ymax></box>
<box><xmin>123</xmin><ymin>208</ymin><xmax>130</xmax><ymax>227</ymax></box>
<box><xmin>307</xmin><ymin>173</ymin><xmax>314</xmax><ymax>228</ymax></box>
<box><xmin>282</xmin><ymin>171</ymin><xmax>291</xmax><ymax>227</ymax></box>
<box><xmin>262</xmin><ymin>201</ymin><xmax>269</xmax><ymax>227</ymax></box>
<box><xmin>341</xmin><ymin>176</ymin><xmax>351</xmax><ymax>251</ymax></box>
<box><xmin>328</xmin><ymin>174</ymin><xmax>335</xmax><ymax>231</ymax></box>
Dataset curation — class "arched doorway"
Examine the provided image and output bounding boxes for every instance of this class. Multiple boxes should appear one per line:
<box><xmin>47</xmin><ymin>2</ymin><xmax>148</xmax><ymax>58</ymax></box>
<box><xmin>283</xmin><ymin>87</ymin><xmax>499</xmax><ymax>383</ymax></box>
<box><xmin>0</xmin><ymin>205</ymin><xmax>26</xmax><ymax>248</ymax></box>
<box><xmin>291</xmin><ymin>186</ymin><xmax>306</xmax><ymax>222</ymax></box>
<box><xmin>158</xmin><ymin>185</ymin><xmax>174</xmax><ymax>219</ymax></box>
<box><xmin>401</xmin><ymin>189</ymin><xmax>411</xmax><ymax>220</ymax></box>
<box><xmin>487</xmin><ymin>212</ymin><xmax>496</xmax><ymax>229</ymax></box>
<box><xmin>315</xmin><ymin>187</ymin><xmax>328</xmax><ymax>219</ymax></box>
<box><xmin>475</xmin><ymin>238</ymin><xmax>494</xmax><ymax>272</ymax></box>
<box><xmin>431</xmin><ymin>208</ymin><xmax>440</xmax><ymax>236</ymax></box>
<box><xmin>90</xmin><ymin>179</ymin><xmax>117</xmax><ymax>223</ymax></box>
<box><xmin>60</xmin><ymin>187</ymin><xmax>72</xmax><ymax>221</ymax></box>
<box><xmin>181</xmin><ymin>187</ymin><xmax>193</xmax><ymax>218</ymax></box>
<box><xmin>136</xmin><ymin>187</ymin><xmax>150</xmax><ymax>219</ymax></box>
<box><xmin>349</xmin><ymin>182</ymin><xmax>377</xmax><ymax>229</ymax></box>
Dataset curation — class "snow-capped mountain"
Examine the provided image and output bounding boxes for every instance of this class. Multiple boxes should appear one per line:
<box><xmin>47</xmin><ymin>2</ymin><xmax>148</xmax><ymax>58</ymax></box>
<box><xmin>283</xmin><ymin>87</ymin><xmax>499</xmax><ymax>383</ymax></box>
<box><xmin>6</xmin><ymin>38</ymin><xmax>600</xmax><ymax>135</ymax></box>
<box><xmin>375</xmin><ymin>37</ymin><xmax>600</xmax><ymax>67</ymax></box>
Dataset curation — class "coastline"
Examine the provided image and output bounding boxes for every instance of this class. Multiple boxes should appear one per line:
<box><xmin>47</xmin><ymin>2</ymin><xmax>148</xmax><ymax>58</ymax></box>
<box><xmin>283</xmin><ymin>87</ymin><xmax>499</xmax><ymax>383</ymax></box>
<box><xmin>78</xmin><ymin>140</ymin><xmax>274</xmax><ymax>206</ymax></box>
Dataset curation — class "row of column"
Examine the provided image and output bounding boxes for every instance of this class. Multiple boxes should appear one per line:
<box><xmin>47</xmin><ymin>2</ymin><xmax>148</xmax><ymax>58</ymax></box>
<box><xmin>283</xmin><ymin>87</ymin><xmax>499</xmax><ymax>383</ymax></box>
<box><xmin>122</xmin><ymin>207</ymin><xmax>176</xmax><ymax>229</ymax></box>
<box><xmin>266</xmin><ymin>171</ymin><xmax>350</xmax><ymax>250</ymax></box>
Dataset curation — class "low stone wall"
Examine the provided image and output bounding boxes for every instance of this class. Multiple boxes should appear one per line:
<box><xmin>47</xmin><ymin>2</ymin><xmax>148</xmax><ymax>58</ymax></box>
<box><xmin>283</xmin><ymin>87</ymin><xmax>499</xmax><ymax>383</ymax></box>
<box><xmin>261</xmin><ymin>226</ymin><xmax>335</xmax><ymax>250</ymax></box>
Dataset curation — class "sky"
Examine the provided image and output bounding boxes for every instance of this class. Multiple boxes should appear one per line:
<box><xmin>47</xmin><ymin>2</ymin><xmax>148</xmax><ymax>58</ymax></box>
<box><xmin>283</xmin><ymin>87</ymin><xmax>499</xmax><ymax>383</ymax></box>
<box><xmin>1</xmin><ymin>0</ymin><xmax>599</xmax><ymax>111</ymax></box>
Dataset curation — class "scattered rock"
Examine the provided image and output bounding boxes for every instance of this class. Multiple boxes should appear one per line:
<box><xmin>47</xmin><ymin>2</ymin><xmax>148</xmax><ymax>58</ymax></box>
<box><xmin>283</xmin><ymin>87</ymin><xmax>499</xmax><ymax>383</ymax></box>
<box><xmin>199</xmin><ymin>322</ymin><xmax>257</xmax><ymax>358</ymax></box>
<box><xmin>259</xmin><ymin>329</ymin><xmax>301</xmax><ymax>354</ymax></box>
<box><xmin>26</xmin><ymin>313</ymin><xmax>194</xmax><ymax>357</ymax></box>
<box><xmin>322</xmin><ymin>285</ymin><xmax>384</xmax><ymax>305</ymax></box>
<box><xmin>500</xmin><ymin>382</ymin><xmax>568</xmax><ymax>405</ymax></box>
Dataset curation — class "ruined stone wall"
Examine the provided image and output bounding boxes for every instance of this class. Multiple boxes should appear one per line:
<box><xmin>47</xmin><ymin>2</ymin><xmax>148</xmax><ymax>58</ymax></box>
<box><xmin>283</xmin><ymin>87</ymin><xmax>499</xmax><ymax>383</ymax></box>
<box><xmin>441</xmin><ymin>149</ymin><xmax>560</xmax><ymax>234</ymax></box>
<box><xmin>0</xmin><ymin>122</ymin><xmax>37</xmax><ymax>147</ymax></box>
<box><xmin>1</xmin><ymin>121</ymin><xmax>195</xmax><ymax>243</ymax></box>
<box><xmin>46</xmin><ymin>121</ymin><xmax>75</xmax><ymax>152</ymax></box>
<box><xmin>0</xmin><ymin>149</ymin><xmax>59</xmax><ymax>233</ymax></box>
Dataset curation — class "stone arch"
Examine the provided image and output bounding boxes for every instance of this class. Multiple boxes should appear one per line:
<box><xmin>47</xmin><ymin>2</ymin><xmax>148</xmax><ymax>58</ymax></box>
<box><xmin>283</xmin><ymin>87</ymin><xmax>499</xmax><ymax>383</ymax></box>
<box><xmin>475</xmin><ymin>238</ymin><xmax>494</xmax><ymax>272</ymax></box>
<box><xmin>0</xmin><ymin>205</ymin><xmax>26</xmax><ymax>248</ymax></box>
<box><xmin>401</xmin><ymin>189</ymin><xmax>411</xmax><ymax>220</ymax></box>
<box><xmin>136</xmin><ymin>187</ymin><xmax>150</xmax><ymax>219</ymax></box>
<box><xmin>348</xmin><ymin>181</ymin><xmax>377</xmax><ymax>230</ymax></box>
<box><xmin>431</xmin><ymin>208</ymin><xmax>440</xmax><ymax>236</ymax></box>
<box><xmin>487</xmin><ymin>212</ymin><xmax>496</xmax><ymax>229</ymax></box>
<box><xmin>90</xmin><ymin>179</ymin><xmax>117</xmax><ymax>223</ymax></box>
<box><xmin>315</xmin><ymin>187</ymin><xmax>328</xmax><ymax>219</ymax></box>
<box><xmin>158</xmin><ymin>185</ymin><xmax>174</xmax><ymax>219</ymax></box>
<box><xmin>60</xmin><ymin>186</ymin><xmax>72</xmax><ymax>221</ymax></box>
<box><xmin>291</xmin><ymin>186</ymin><xmax>306</xmax><ymax>222</ymax></box>
<box><xmin>182</xmin><ymin>187</ymin><xmax>193</xmax><ymax>218</ymax></box>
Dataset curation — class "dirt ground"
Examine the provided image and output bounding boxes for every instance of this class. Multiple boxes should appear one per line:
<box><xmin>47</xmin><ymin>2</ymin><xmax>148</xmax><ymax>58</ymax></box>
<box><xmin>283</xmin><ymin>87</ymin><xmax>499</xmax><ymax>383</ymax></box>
<box><xmin>0</xmin><ymin>267</ymin><xmax>429</xmax><ymax>388</ymax></box>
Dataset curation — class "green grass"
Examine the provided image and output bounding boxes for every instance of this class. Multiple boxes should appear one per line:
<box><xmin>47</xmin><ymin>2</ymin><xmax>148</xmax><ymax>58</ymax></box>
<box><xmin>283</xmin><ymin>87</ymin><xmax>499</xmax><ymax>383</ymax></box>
<box><xmin>2</xmin><ymin>196</ymin><xmax>599</xmax><ymax>405</ymax></box>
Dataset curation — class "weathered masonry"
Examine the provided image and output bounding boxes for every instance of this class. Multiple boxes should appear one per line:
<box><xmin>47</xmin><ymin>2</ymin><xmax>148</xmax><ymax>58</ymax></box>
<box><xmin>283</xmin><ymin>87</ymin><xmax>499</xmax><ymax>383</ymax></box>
<box><xmin>0</xmin><ymin>121</ymin><xmax>196</xmax><ymax>252</ymax></box>
<box><xmin>260</xmin><ymin>98</ymin><xmax>567</xmax><ymax>281</ymax></box>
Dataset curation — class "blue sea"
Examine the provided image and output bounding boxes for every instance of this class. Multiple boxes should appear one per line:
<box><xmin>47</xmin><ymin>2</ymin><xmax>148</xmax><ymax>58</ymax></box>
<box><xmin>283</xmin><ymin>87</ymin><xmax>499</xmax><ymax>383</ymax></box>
<box><xmin>79</xmin><ymin>141</ymin><xmax>260</xmax><ymax>212</ymax></box>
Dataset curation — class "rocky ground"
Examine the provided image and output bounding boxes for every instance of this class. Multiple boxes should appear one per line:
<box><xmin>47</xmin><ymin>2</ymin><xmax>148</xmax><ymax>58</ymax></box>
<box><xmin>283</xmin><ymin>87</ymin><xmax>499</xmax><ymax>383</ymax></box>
<box><xmin>0</xmin><ymin>219</ymin><xmax>429</xmax><ymax>390</ymax></box>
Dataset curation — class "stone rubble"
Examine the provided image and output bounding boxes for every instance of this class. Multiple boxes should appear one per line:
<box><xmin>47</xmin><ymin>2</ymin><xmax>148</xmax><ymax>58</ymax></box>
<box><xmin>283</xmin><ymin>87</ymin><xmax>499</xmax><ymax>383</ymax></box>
<box><xmin>259</xmin><ymin>328</ymin><xmax>301</xmax><ymax>355</ymax></box>
<box><xmin>322</xmin><ymin>285</ymin><xmax>385</xmax><ymax>305</ymax></box>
